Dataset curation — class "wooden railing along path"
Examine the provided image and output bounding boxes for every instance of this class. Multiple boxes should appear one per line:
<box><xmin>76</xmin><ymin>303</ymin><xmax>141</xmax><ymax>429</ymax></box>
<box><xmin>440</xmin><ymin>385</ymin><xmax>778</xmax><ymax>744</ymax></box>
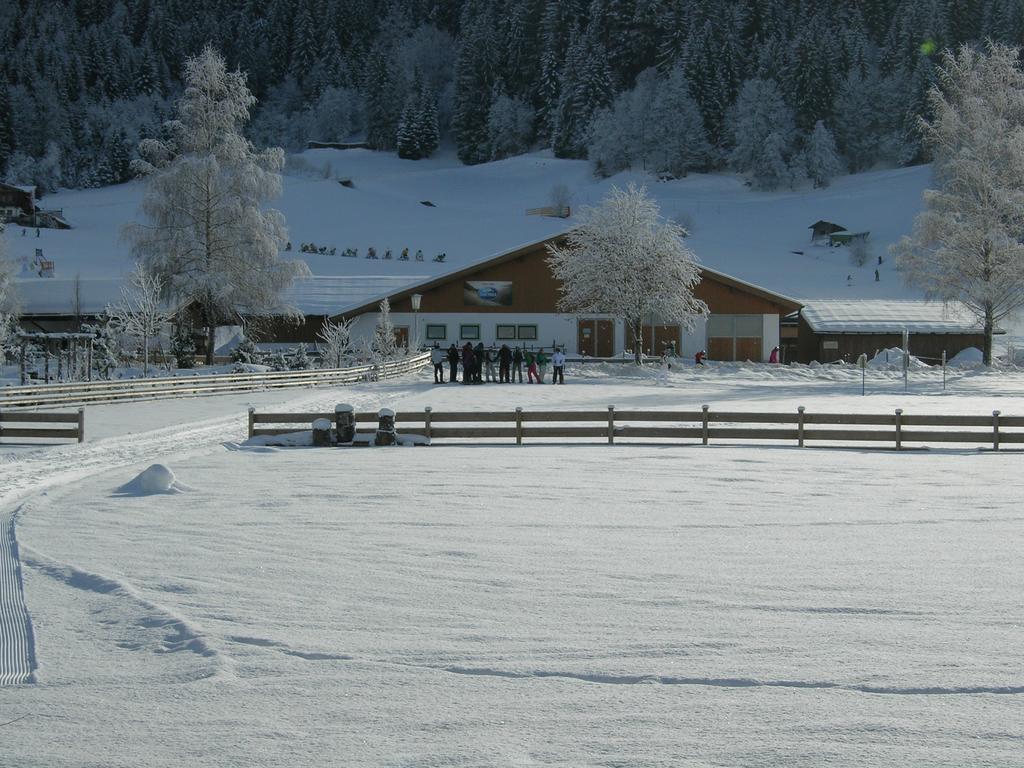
<box><xmin>0</xmin><ymin>408</ymin><xmax>85</xmax><ymax>443</ymax></box>
<box><xmin>0</xmin><ymin>353</ymin><xmax>431</xmax><ymax>409</ymax></box>
<box><xmin>248</xmin><ymin>404</ymin><xmax>1021</xmax><ymax>450</ymax></box>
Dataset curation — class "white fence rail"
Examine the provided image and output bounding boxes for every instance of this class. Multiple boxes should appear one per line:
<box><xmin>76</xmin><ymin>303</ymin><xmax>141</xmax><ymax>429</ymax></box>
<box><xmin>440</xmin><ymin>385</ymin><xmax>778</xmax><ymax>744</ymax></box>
<box><xmin>0</xmin><ymin>353</ymin><xmax>430</xmax><ymax>409</ymax></box>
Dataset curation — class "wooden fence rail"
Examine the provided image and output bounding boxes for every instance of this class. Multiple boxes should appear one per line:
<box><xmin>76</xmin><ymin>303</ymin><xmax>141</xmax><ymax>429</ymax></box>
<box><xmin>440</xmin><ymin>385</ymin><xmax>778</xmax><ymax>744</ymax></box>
<box><xmin>247</xmin><ymin>404</ymin><xmax>1020</xmax><ymax>451</ymax></box>
<box><xmin>0</xmin><ymin>353</ymin><xmax>430</xmax><ymax>409</ymax></box>
<box><xmin>0</xmin><ymin>408</ymin><xmax>85</xmax><ymax>443</ymax></box>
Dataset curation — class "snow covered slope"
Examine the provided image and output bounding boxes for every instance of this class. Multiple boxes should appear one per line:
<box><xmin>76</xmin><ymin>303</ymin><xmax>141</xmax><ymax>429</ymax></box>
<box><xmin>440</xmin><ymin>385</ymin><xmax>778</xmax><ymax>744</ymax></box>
<box><xmin>4</xmin><ymin>149</ymin><xmax>931</xmax><ymax>312</ymax></box>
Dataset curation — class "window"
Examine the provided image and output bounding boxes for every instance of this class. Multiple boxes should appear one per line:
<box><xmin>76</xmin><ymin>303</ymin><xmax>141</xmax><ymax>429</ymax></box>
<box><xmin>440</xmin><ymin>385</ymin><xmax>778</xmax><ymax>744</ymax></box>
<box><xmin>459</xmin><ymin>324</ymin><xmax>480</xmax><ymax>340</ymax></box>
<box><xmin>425</xmin><ymin>324</ymin><xmax>447</xmax><ymax>340</ymax></box>
<box><xmin>496</xmin><ymin>324</ymin><xmax>517</xmax><ymax>340</ymax></box>
<box><xmin>517</xmin><ymin>324</ymin><xmax>538</xmax><ymax>340</ymax></box>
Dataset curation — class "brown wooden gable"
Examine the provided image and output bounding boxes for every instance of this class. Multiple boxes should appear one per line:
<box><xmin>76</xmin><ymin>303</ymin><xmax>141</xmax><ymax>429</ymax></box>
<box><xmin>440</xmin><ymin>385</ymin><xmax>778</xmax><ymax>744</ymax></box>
<box><xmin>338</xmin><ymin>234</ymin><xmax>802</xmax><ymax>319</ymax></box>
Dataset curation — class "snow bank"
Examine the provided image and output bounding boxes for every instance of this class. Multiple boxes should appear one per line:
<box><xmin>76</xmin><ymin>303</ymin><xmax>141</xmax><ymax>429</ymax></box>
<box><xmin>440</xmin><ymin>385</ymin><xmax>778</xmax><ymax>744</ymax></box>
<box><xmin>115</xmin><ymin>464</ymin><xmax>194</xmax><ymax>495</ymax></box>
<box><xmin>867</xmin><ymin>347</ymin><xmax>929</xmax><ymax>370</ymax></box>
<box><xmin>948</xmin><ymin>347</ymin><xmax>983</xmax><ymax>367</ymax></box>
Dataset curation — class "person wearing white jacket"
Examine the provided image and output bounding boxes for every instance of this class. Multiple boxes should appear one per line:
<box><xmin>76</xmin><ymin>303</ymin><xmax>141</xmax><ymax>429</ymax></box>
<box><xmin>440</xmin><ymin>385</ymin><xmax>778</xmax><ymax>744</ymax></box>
<box><xmin>430</xmin><ymin>343</ymin><xmax>446</xmax><ymax>383</ymax></box>
<box><xmin>551</xmin><ymin>348</ymin><xmax>566</xmax><ymax>384</ymax></box>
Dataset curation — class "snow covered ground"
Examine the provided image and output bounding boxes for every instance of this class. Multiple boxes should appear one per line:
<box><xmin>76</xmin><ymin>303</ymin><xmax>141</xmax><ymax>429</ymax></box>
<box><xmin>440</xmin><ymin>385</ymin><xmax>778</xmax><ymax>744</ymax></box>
<box><xmin>1</xmin><ymin>364</ymin><xmax>1023</xmax><ymax>766</ymax></box>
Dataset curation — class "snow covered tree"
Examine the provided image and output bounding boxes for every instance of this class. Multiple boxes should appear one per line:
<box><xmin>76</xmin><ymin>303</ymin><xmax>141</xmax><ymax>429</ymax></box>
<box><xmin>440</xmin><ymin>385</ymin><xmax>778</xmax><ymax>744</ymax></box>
<box><xmin>803</xmin><ymin>120</ymin><xmax>843</xmax><ymax>188</ymax></box>
<box><xmin>125</xmin><ymin>46</ymin><xmax>308</xmax><ymax>365</ymax></box>
<box><xmin>370</xmin><ymin>298</ymin><xmax>399</xmax><ymax>362</ymax></box>
<box><xmin>397</xmin><ymin>71</ymin><xmax>440</xmax><ymax>160</ymax></box>
<box><xmin>727</xmin><ymin>78</ymin><xmax>799</xmax><ymax>188</ymax></box>
<box><xmin>170</xmin><ymin>325</ymin><xmax>196</xmax><ymax>369</ymax></box>
<box><xmin>648</xmin><ymin>65</ymin><xmax>714</xmax><ymax>177</ymax></box>
<box><xmin>552</xmin><ymin>23</ymin><xmax>614</xmax><ymax>158</ymax></box>
<box><xmin>546</xmin><ymin>184</ymin><xmax>708</xmax><ymax>364</ymax></box>
<box><xmin>752</xmin><ymin>131</ymin><xmax>798</xmax><ymax>190</ymax></box>
<box><xmin>487</xmin><ymin>93</ymin><xmax>534</xmax><ymax>160</ymax></box>
<box><xmin>893</xmin><ymin>43</ymin><xmax>1024</xmax><ymax>365</ymax></box>
<box><xmin>105</xmin><ymin>264</ymin><xmax>172</xmax><ymax>376</ymax></box>
<box><xmin>0</xmin><ymin>239</ymin><xmax>17</xmax><ymax>367</ymax></box>
<box><xmin>317</xmin><ymin>316</ymin><xmax>353</xmax><ymax>368</ymax></box>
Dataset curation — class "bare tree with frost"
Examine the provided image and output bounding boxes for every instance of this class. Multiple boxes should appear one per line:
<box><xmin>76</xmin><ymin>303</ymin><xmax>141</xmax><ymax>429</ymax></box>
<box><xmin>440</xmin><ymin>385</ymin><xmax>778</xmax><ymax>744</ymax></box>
<box><xmin>370</xmin><ymin>298</ymin><xmax>399</xmax><ymax>362</ymax></box>
<box><xmin>105</xmin><ymin>265</ymin><xmax>172</xmax><ymax>376</ymax></box>
<box><xmin>893</xmin><ymin>43</ymin><xmax>1024</xmax><ymax>365</ymax></box>
<box><xmin>0</xmin><ymin>236</ymin><xmax>17</xmax><ymax>366</ymax></box>
<box><xmin>317</xmin><ymin>316</ymin><xmax>354</xmax><ymax>369</ymax></box>
<box><xmin>124</xmin><ymin>45</ymin><xmax>308</xmax><ymax>365</ymax></box>
<box><xmin>547</xmin><ymin>184</ymin><xmax>708</xmax><ymax>364</ymax></box>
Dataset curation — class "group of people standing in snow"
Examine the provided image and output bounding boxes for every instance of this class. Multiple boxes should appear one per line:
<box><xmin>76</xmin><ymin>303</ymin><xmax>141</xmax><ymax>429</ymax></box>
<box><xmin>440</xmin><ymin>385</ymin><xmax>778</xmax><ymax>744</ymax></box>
<box><xmin>430</xmin><ymin>343</ymin><xmax>566</xmax><ymax>384</ymax></box>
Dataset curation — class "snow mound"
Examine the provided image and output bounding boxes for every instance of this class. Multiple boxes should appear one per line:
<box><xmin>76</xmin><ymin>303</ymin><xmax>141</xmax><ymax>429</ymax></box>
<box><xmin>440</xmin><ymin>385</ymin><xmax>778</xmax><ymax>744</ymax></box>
<box><xmin>115</xmin><ymin>464</ymin><xmax>194</xmax><ymax>495</ymax></box>
<box><xmin>948</xmin><ymin>347</ymin><xmax>983</xmax><ymax>367</ymax></box>
<box><xmin>867</xmin><ymin>347</ymin><xmax>929</xmax><ymax>370</ymax></box>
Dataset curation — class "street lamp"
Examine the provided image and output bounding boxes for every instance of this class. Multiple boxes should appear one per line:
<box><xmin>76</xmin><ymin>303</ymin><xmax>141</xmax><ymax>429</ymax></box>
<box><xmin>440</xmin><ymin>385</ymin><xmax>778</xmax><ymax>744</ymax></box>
<box><xmin>411</xmin><ymin>293</ymin><xmax>422</xmax><ymax>350</ymax></box>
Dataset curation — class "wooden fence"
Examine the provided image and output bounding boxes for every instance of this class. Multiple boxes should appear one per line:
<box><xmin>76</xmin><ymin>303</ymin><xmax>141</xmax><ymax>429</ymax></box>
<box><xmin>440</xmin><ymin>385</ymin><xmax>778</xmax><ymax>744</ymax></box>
<box><xmin>0</xmin><ymin>408</ymin><xmax>85</xmax><ymax>443</ymax></box>
<box><xmin>0</xmin><ymin>353</ymin><xmax>430</xmax><ymax>409</ymax></box>
<box><xmin>247</xmin><ymin>404</ymin><xmax>1021</xmax><ymax>450</ymax></box>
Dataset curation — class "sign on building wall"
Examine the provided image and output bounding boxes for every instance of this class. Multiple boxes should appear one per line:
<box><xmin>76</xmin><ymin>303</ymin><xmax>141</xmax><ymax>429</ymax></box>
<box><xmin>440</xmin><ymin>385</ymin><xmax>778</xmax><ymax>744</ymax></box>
<box><xmin>464</xmin><ymin>281</ymin><xmax>513</xmax><ymax>307</ymax></box>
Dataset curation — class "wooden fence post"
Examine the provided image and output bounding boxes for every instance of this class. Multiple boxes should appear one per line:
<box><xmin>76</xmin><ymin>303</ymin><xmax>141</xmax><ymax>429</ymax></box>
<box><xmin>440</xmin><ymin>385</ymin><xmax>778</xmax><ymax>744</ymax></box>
<box><xmin>312</xmin><ymin>418</ymin><xmax>332</xmax><ymax>447</ymax></box>
<box><xmin>993</xmin><ymin>410</ymin><xmax>1001</xmax><ymax>451</ymax></box>
<box><xmin>425</xmin><ymin>406</ymin><xmax>432</xmax><ymax>441</ymax></box>
<box><xmin>895</xmin><ymin>408</ymin><xmax>903</xmax><ymax>451</ymax></box>
<box><xmin>77</xmin><ymin>407</ymin><xmax>85</xmax><ymax>443</ymax></box>
<box><xmin>702</xmin><ymin>404</ymin><xmax>709</xmax><ymax>445</ymax></box>
<box><xmin>607</xmin><ymin>405</ymin><xmax>615</xmax><ymax>445</ymax></box>
<box><xmin>797</xmin><ymin>406</ymin><xmax>805</xmax><ymax>448</ymax></box>
<box><xmin>336</xmin><ymin>404</ymin><xmax>355</xmax><ymax>444</ymax></box>
<box><xmin>375</xmin><ymin>408</ymin><xmax>397</xmax><ymax>446</ymax></box>
<box><xmin>248</xmin><ymin>407</ymin><xmax>255</xmax><ymax>439</ymax></box>
<box><xmin>515</xmin><ymin>407</ymin><xmax>523</xmax><ymax>445</ymax></box>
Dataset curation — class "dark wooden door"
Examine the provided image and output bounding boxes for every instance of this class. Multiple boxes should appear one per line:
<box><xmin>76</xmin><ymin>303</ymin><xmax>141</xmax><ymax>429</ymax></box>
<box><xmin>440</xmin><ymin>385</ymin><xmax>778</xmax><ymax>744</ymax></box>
<box><xmin>578</xmin><ymin>319</ymin><xmax>614</xmax><ymax>357</ymax></box>
<box><xmin>708</xmin><ymin>337</ymin><xmax>733</xmax><ymax>361</ymax></box>
<box><xmin>735</xmin><ymin>337</ymin><xmax>762</xmax><ymax>362</ymax></box>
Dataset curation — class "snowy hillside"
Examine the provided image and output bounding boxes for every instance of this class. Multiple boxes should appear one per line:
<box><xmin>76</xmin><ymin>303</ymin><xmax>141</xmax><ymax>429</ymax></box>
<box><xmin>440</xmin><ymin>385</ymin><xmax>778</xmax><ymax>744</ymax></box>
<box><xmin>4</xmin><ymin>149</ymin><xmax>932</xmax><ymax>311</ymax></box>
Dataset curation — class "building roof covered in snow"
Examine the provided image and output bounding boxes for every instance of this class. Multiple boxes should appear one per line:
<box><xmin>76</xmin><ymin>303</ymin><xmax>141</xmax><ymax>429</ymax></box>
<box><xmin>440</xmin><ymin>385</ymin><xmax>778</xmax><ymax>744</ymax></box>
<box><xmin>281</xmin><ymin>275</ymin><xmax>429</xmax><ymax>316</ymax></box>
<box><xmin>800</xmin><ymin>299</ymin><xmax>983</xmax><ymax>334</ymax></box>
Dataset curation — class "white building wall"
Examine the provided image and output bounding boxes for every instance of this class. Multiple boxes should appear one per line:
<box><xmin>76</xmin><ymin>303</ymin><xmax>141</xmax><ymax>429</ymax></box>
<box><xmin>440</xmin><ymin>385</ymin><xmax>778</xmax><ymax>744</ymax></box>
<box><xmin>349</xmin><ymin>310</ymin><xmax>779</xmax><ymax>361</ymax></box>
<box><xmin>762</xmin><ymin>314</ymin><xmax>780</xmax><ymax>362</ymax></box>
<box><xmin>353</xmin><ymin>312</ymin><xmax>581</xmax><ymax>353</ymax></box>
<box><xmin>680</xmin><ymin>316</ymin><xmax>709</xmax><ymax>359</ymax></box>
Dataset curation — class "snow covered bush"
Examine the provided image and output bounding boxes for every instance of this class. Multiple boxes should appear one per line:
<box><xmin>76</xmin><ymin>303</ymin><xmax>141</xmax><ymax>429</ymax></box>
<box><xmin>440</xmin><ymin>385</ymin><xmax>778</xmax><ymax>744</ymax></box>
<box><xmin>230</xmin><ymin>337</ymin><xmax>260</xmax><ymax>365</ymax></box>
<box><xmin>546</xmin><ymin>184</ymin><xmax>708</xmax><ymax>364</ymax></box>
<box><xmin>288</xmin><ymin>344</ymin><xmax>312</xmax><ymax>370</ymax></box>
<box><xmin>84</xmin><ymin>320</ymin><xmax>123</xmax><ymax>380</ymax></box>
<box><xmin>317</xmin><ymin>317</ymin><xmax>353</xmax><ymax>368</ymax></box>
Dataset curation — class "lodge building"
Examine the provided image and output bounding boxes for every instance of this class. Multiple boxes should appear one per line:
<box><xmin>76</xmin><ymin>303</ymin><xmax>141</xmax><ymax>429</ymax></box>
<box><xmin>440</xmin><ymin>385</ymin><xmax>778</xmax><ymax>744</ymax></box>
<box><xmin>317</xmin><ymin>234</ymin><xmax>802</xmax><ymax>361</ymax></box>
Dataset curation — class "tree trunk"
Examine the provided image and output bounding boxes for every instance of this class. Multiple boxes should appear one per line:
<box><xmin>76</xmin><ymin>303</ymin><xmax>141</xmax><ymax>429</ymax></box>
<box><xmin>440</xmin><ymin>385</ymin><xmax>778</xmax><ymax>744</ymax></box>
<box><xmin>983</xmin><ymin>304</ymin><xmax>994</xmax><ymax>366</ymax></box>
<box><xmin>206</xmin><ymin>323</ymin><xmax>216</xmax><ymax>366</ymax></box>
<box><xmin>630</xmin><ymin>317</ymin><xmax>643</xmax><ymax>365</ymax></box>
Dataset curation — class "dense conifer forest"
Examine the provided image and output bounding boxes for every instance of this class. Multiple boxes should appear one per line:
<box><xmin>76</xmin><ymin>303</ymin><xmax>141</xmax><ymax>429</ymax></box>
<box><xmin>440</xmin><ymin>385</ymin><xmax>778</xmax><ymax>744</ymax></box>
<box><xmin>1</xmin><ymin>0</ymin><xmax>1021</xmax><ymax>191</ymax></box>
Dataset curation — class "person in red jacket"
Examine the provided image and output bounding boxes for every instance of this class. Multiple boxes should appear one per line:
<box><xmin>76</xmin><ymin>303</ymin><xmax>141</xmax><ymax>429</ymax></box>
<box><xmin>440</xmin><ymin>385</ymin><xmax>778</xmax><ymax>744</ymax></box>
<box><xmin>769</xmin><ymin>346</ymin><xmax>780</xmax><ymax>363</ymax></box>
<box><xmin>695</xmin><ymin>349</ymin><xmax>706</xmax><ymax>366</ymax></box>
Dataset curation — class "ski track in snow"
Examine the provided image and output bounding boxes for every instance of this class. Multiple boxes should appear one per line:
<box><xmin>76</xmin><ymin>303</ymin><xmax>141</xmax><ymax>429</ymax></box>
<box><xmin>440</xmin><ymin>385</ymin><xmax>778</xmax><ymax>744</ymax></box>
<box><xmin>0</xmin><ymin>383</ymin><xmax>399</xmax><ymax>687</ymax></box>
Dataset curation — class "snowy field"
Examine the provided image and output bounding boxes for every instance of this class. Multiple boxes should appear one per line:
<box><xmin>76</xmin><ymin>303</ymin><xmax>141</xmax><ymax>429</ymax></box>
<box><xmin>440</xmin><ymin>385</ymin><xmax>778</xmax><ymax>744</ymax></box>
<box><xmin>2</xmin><ymin>364</ymin><xmax>1023</xmax><ymax>767</ymax></box>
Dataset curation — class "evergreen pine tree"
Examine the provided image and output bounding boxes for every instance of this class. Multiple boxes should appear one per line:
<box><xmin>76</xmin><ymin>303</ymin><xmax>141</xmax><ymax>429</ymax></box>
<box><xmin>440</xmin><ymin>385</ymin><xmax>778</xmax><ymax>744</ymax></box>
<box><xmin>803</xmin><ymin>120</ymin><xmax>843</xmax><ymax>187</ymax></box>
<box><xmin>0</xmin><ymin>82</ymin><xmax>13</xmax><ymax>175</ymax></box>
